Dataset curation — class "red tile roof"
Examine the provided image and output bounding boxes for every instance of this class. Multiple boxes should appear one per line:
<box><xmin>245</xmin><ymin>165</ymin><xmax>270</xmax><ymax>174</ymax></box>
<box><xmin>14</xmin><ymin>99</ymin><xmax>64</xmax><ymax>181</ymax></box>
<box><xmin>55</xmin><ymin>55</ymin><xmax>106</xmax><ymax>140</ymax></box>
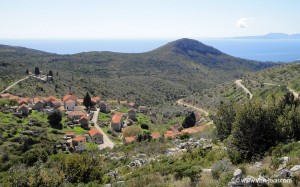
<box><xmin>124</xmin><ymin>136</ymin><xmax>136</xmax><ymax>143</ymax></box>
<box><xmin>89</xmin><ymin>128</ymin><xmax>101</xmax><ymax>137</ymax></box>
<box><xmin>72</xmin><ymin>136</ymin><xmax>86</xmax><ymax>142</ymax></box>
<box><xmin>164</xmin><ymin>131</ymin><xmax>183</xmax><ymax>138</ymax></box>
<box><xmin>18</xmin><ymin>104</ymin><xmax>28</xmax><ymax>109</ymax></box>
<box><xmin>0</xmin><ymin>93</ymin><xmax>11</xmax><ymax>98</ymax></box>
<box><xmin>63</xmin><ymin>94</ymin><xmax>77</xmax><ymax>102</ymax></box>
<box><xmin>112</xmin><ymin>112</ymin><xmax>124</xmax><ymax>124</ymax></box>
<box><xmin>47</xmin><ymin>95</ymin><xmax>57</xmax><ymax>102</ymax></box>
<box><xmin>182</xmin><ymin>128</ymin><xmax>198</xmax><ymax>134</ymax></box>
<box><xmin>77</xmin><ymin>99</ymin><xmax>84</xmax><ymax>104</ymax></box>
<box><xmin>66</xmin><ymin>132</ymin><xmax>76</xmax><ymax>136</ymax></box>
<box><xmin>80</xmin><ymin>115</ymin><xmax>89</xmax><ymax>120</ymax></box>
<box><xmin>151</xmin><ymin>132</ymin><xmax>161</xmax><ymax>139</ymax></box>
<box><xmin>91</xmin><ymin>96</ymin><xmax>101</xmax><ymax>103</ymax></box>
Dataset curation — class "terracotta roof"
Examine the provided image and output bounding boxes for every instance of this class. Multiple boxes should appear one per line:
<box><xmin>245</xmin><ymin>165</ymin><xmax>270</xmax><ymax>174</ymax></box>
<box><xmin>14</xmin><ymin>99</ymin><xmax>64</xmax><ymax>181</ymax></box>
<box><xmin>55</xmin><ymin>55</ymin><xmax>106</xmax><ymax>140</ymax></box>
<box><xmin>66</xmin><ymin>132</ymin><xmax>76</xmax><ymax>136</ymax></box>
<box><xmin>91</xmin><ymin>96</ymin><xmax>101</xmax><ymax>103</ymax></box>
<box><xmin>124</xmin><ymin>136</ymin><xmax>135</xmax><ymax>143</ymax></box>
<box><xmin>18</xmin><ymin>98</ymin><xmax>30</xmax><ymax>104</ymax></box>
<box><xmin>18</xmin><ymin>104</ymin><xmax>28</xmax><ymax>109</ymax></box>
<box><xmin>47</xmin><ymin>95</ymin><xmax>57</xmax><ymax>102</ymax></box>
<box><xmin>112</xmin><ymin>112</ymin><xmax>124</xmax><ymax>124</ymax></box>
<box><xmin>151</xmin><ymin>132</ymin><xmax>161</xmax><ymax>139</ymax></box>
<box><xmin>80</xmin><ymin>115</ymin><xmax>89</xmax><ymax>120</ymax></box>
<box><xmin>164</xmin><ymin>131</ymin><xmax>182</xmax><ymax>138</ymax></box>
<box><xmin>89</xmin><ymin>128</ymin><xmax>101</xmax><ymax>137</ymax></box>
<box><xmin>0</xmin><ymin>93</ymin><xmax>11</xmax><ymax>98</ymax></box>
<box><xmin>63</xmin><ymin>94</ymin><xmax>77</xmax><ymax>102</ymax></box>
<box><xmin>77</xmin><ymin>99</ymin><xmax>84</xmax><ymax>104</ymax></box>
<box><xmin>65</xmin><ymin>99</ymin><xmax>76</xmax><ymax>104</ymax></box>
<box><xmin>10</xmin><ymin>95</ymin><xmax>19</xmax><ymax>100</ymax></box>
<box><xmin>72</xmin><ymin>136</ymin><xmax>86</xmax><ymax>142</ymax></box>
<box><xmin>182</xmin><ymin>128</ymin><xmax>198</xmax><ymax>134</ymax></box>
<box><xmin>51</xmin><ymin>100</ymin><xmax>61</xmax><ymax>104</ymax></box>
<box><xmin>32</xmin><ymin>97</ymin><xmax>43</xmax><ymax>104</ymax></box>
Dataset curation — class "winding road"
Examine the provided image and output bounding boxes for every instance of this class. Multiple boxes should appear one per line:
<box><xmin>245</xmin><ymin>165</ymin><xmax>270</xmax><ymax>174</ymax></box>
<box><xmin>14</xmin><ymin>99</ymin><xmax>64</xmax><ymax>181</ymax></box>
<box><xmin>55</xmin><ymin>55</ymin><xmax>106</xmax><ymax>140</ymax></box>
<box><xmin>0</xmin><ymin>75</ymin><xmax>31</xmax><ymax>94</ymax></box>
<box><xmin>234</xmin><ymin>79</ymin><xmax>253</xmax><ymax>100</ymax></box>
<box><xmin>92</xmin><ymin>108</ymin><xmax>115</xmax><ymax>149</ymax></box>
<box><xmin>176</xmin><ymin>98</ymin><xmax>209</xmax><ymax>116</ymax></box>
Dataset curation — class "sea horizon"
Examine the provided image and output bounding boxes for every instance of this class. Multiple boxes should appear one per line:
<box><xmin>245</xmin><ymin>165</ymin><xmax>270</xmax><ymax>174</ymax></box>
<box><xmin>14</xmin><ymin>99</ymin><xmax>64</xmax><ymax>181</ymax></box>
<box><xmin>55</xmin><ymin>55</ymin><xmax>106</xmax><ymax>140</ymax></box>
<box><xmin>1</xmin><ymin>38</ymin><xmax>300</xmax><ymax>62</ymax></box>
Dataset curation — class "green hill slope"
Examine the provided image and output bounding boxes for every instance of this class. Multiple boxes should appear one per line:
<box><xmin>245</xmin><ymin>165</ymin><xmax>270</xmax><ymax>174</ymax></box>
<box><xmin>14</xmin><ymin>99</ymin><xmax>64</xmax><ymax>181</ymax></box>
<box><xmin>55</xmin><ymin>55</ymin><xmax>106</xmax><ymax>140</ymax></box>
<box><xmin>0</xmin><ymin>38</ymin><xmax>277</xmax><ymax>106</ymax></box>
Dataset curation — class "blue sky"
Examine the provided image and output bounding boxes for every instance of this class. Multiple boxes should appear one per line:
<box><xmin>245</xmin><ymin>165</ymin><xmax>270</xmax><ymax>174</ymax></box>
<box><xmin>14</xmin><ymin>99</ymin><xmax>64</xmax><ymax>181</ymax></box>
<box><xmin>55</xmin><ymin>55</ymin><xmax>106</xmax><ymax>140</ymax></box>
<box><xmin>0</xmin><ymin>0</ymin><xmax>299</xmax><ymax>39</ymax></box>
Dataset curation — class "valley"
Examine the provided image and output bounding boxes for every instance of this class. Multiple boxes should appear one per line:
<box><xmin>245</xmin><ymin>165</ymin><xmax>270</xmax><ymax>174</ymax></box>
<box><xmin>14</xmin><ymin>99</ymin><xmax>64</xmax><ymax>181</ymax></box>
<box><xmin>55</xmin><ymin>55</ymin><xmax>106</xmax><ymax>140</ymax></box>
<box><xmin>1</xmin><ymin>40</ymin><xmax>300</xmax><ymax>187</ymax></box>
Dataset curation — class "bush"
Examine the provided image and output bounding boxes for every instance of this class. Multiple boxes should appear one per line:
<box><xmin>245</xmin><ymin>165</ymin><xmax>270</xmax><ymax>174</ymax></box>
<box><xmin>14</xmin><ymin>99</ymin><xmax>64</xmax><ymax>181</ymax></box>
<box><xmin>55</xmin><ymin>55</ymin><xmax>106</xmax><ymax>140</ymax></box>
<box><xmin>141</xmin><ymin>124</ymin><xmax>149</xmax><ymax>130</ymax></box>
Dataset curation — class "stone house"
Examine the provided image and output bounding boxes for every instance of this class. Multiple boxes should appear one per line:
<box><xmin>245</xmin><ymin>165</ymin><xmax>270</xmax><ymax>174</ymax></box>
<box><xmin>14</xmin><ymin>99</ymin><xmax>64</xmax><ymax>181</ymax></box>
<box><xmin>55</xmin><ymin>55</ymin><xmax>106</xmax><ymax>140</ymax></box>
<box><xmin>88</xmin><ymin>128</ymin><xmax>103</xmax><ymax>144</ymax></box>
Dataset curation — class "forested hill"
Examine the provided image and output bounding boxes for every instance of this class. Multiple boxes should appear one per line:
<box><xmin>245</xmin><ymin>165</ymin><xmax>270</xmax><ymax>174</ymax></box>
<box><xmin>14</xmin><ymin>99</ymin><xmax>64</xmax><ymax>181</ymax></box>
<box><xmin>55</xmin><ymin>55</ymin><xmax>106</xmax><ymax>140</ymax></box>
<box><xmin>0</xmin><ymin>38</ymin><xmax>278</xmax><ymax>106</ymax></box>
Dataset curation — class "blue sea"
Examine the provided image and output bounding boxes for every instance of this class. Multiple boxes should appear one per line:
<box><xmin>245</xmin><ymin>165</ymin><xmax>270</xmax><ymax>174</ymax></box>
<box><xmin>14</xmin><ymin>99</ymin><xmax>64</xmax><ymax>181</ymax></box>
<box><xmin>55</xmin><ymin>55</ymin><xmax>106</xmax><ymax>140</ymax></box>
<box><xmin>0</xmin><ymin>38</ymin><xmax>300</xmax><ymax>62</ymax></box>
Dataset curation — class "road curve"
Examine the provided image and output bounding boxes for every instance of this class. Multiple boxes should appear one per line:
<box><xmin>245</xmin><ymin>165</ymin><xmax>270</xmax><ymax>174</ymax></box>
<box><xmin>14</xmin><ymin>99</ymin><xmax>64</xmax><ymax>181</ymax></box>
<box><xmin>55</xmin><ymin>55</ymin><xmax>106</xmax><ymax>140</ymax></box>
<box><xmin>176</xmin><ymin>99</ymin><xmax>209</xmax><ymax>116</ymax></box>
<box><xmin>234</xmin><ymin>79</ymin><xmax>253</xmax><ymax>100</ymax></box>
<box><xmin>0</xmin><ymin>75</ymin><xmax>30</xmax><ymax>94</ymax></box>
<box><xmin>92</xmin><ymin>108</ymin><xmax>115</xmax><ymax>149</ymax></box>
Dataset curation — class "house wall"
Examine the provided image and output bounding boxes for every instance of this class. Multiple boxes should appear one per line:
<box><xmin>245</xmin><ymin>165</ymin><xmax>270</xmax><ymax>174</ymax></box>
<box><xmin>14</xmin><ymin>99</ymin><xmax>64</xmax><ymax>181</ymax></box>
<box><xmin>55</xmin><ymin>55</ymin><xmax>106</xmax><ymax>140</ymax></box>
<box><xmin>65</xmin><ymin>101</ymin><xmax>75</xmax><ymax>111</ymax></box>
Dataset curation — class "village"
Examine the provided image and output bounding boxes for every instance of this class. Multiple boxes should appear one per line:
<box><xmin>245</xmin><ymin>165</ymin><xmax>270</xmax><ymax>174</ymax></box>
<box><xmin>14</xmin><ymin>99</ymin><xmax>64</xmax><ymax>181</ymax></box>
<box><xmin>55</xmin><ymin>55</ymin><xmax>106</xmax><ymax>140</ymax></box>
<box><xmin>0</xmin><ymin>85</ymin><xmax>208</xmax><ymax>153</ymax></box>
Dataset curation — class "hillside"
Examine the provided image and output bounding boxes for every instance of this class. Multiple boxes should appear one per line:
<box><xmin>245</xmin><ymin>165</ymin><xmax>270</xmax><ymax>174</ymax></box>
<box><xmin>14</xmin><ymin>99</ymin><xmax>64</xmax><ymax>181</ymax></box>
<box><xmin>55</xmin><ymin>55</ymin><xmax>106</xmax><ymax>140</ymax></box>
<box><xmin>184</xmin><ymin>63</ymin><xmax>300</xmax><ymax>112</ymax></box>
<box><xmin>0</xmin><ymin>39</ymin><xmax>277</xmax><ymax>106</ymax></box>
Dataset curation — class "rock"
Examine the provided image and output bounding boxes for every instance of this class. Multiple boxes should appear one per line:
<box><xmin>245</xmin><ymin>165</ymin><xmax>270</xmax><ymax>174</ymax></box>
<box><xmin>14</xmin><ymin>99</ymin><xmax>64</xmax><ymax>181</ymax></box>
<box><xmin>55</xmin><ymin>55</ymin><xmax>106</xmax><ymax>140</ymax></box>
<box><xmin>181</xmin><ymin>149</ymin><xmax>187</xmax><ymax>153</ymax></box>
<box><xmin>203</xmin><ymin>144</ymin><xmax>212</xmax><ymax>150</ymax></box>
<box><xmin>136</xmin><ymin>153</ymin><xmax>147</xmax><ymax>158</ymax></box>
<box><xmin>290</xmin><ymin>165</ymin><xmax>300</xmax><ymax>173</ymax></box>
<box><xmin>249</xmin><ymin>161</ymin><xmax>263</xmax><ymax>169</ymax></box>
<box><xmin>202</xmin><ymin>169</ymin><xmax>212</xmax><ymax>173</ymax></box>
<box><xmin>233</xmin><ymin>169</ymin><xmax>242</xmax><ymax>178</ymax></box>
<box><xmin>179</xmin><ymin>142</ymin><xmax>187</xmax><ymax>149</ymax></box>
<box><xmin>276</xmin><ymin>169</ymin><xmax>291</xmax><ymax>179</ymax></box>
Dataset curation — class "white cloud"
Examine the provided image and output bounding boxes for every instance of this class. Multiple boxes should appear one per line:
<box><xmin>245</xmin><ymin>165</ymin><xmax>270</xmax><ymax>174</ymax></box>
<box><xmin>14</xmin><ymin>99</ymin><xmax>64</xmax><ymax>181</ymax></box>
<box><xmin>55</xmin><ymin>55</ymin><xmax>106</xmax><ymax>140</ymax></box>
<box><xmin>236</xmin><ymin>18</ymin><xmax>252</xmax><ymax>28</ymax></box>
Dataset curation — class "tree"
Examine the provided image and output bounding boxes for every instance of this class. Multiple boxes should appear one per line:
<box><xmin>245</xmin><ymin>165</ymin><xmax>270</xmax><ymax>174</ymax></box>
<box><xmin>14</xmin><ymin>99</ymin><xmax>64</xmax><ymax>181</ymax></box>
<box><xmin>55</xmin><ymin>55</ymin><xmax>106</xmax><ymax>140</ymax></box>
<box><xmin>49</xmin><ymin>70</ymin><xmax>53</xmax><ymax>77</ymax></box>
<box><xmin>182</xmin><ymin>112</ymin><xmax>196</xmax><ymax>128</ymax></box>
<box><xmin>123</xmin><ymin>126</ymin><xmax>142</xmax><ymax>137</ymax></box>
<box><xmin>83</xmin><ymin>92</ymin><xmax>92</xmax><ymax>108</ymax></box>
<box><xmin>56</xmin><ymin>71</ymin><xmax>58</xmax><ymax>76</ymax></box>
<box><xmin>26</xmin><ymin>69</ymin><xmax>29</xmax><ymax>75</ymax></box>
<box><xmin>214</xmin><ymin>103</ymin><xmax>236</xmax><ymax>141</ymax></box>
<box><xmin>231</xmin><ymin>102</ymin><xmax>279</xmax><ymax>161</ymax></box>
<box><xmin>48</xmin><ymin>110</ymin><xmax>62</xmax><ymax>129</ymax></box>
<box><xmin>34</xmin><ymin>67</ymin><xmax>40</xmax><ymax>75</ymax></box>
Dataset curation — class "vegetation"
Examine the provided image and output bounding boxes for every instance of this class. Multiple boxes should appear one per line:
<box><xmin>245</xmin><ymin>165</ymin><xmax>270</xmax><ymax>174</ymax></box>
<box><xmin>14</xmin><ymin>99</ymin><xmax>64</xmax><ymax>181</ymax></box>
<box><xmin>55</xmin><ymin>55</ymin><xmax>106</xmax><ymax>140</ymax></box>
<box><xmin>48</xmin><ymin>110</ymin><xmax>62</xmax><ymax>129</ymax></box>
<box><xmin>182</xmin><ymin>112</ymin><xmax>196</xmax><ymax>128</ymax></box>
<box><xmin>215</xmin><ymin>92</ymin><xmax>300</xmax><ymax>162</ymax></box>
<box><xmin>83</xmin><ymin>92</ymin><xmax>92</xmax><ymax>109</ymax></box>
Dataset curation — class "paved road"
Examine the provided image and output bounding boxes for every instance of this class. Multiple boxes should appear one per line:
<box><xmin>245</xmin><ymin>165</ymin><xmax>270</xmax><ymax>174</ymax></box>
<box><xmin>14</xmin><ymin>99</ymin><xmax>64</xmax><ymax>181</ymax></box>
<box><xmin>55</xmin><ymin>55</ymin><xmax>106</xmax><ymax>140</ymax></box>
<box><xmin>176</xmin><ymin>99</ymin><xmax>209</xmax><ymax>116</ymax></box>
<box><xmin>234</xmin><ymin>79</ymin><xmax>253</xmax><ymax>100</ymax></box>
<box><xmin>0</xmin><ymin>75</ymin><xmax>30</xmax><ymax>94</ymax></box>
<box><xmin>92</xmin><ymin>108</ymin><xmax>115</xmax><ymax>149</ymax></box>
